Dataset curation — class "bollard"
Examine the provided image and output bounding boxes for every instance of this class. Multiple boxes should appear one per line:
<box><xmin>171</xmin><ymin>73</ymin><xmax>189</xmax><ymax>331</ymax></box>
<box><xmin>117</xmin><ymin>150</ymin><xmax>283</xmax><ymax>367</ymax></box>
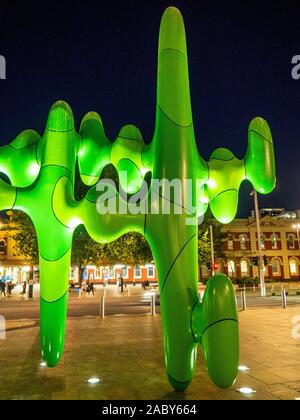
<box><xmin>151</xmin><ymin>293</ymin><xmax>156</xmax><ymax>316</ymax></box>
<box><xmin>100</xmin><ymin>296</ymin><xmax>105</xmax><ymax>318</ymax></box>
<box><xmin>281</xmin><ymin>289</ymin><xmax>287</xmax><ymax>309</ymax></box>
<box><xmin>241</xmin><ymin>290</ymin><xmax>247</xmax><ymax>311</ymax></box>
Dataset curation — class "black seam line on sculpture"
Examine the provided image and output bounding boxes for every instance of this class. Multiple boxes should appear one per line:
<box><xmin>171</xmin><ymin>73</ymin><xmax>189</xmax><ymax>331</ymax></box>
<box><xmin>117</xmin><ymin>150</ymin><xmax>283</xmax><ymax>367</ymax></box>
<box><xmin>167</xmin><ymin>373</ymin><xmax>192</xmax><ymax>385</ymax></box>
<box><xmin>209</xmin><ymin>156</ymin><xmax>236</xmax><ymax>163</ymax></box>
<box><xmin>159</xmin><ymin>48</ymin><xmax>185</xmax><ymax>56</ymax></box>
<box><xmin>80</xmin><ymin>172</ymin><xmax>100</xmax><ymax>180</ymax></box>
<box><xmin>118</xmin><ymin>157</ymin><xmax>140</xmax><ymax>170</ymax></box>
<box><xmin>190</xmin><ymin>301</ymin><xmax>199</xmax><ymax>343</ymax></box>
<box><xmin>11</xmin><ymin>188</ymin><xmax>18</xmax><ymax>210</ymax></box>
<box><xmin>51</xmin><ymin>176</ymin><xmax>75</xmax><ymax>230</ymax></box>
<box><xmin>35</xmin><ymin>143</ymin><xmax>40</xmax><ymax>166</ymax></box>
<box><xmin>85</xmin><ymin>192</ymin><xmax>116</xmax><ymax>204</ymax></box>
<box><xmin>210</xmin><ymin>188</ymin><xmax>238</xmax><ymax>205</ymax></box>
<box><xmin>157</xmin><ymin>103</ymin><xmax>193</xmax><ymax>129</ymax></box>
<box><xmin>248</xmin><ymin>130</ymin><xmax>273</xmax><ymax>146</ymax></box>
<box><xmin>41</xmin><ymin>289</ymin><xmax>68</xmax><ymax>304</ymax></box>
<box><xmin>9</xmin><ymin>143</ymin><xmax>37</xmax><ymax>152</ymax></box>
<box><xmin>199</xmin><ymin>318</ymin><xmax>238</xmax><ymax>343</ymax></box>
<box><xmin>152</xmin><ymin>189</ymin><xmax>193</xmax><ymax>215</ymax></box>
<box><xmin>161</xmin><ymin>234</ymin><xmax>197</xmax><ymax>295</ymax></box>
<box><xmin>41</xmin><ymin>164</ymin><xmax>73</xmax><ymax>174</ymax></box>
<box><xmin>118</xmin><ymin>135</ymin><xmax>143</xmax><ymax>144</ymax></box>
<box><xmin>46</xmin><ymin>128</ymin><xmax>74</xmax><ymax>133</ymax></box>
<box><xmin>40</xmin><ymin>243</ymin><xmax>72</xmax><ymax>263</ymax></box>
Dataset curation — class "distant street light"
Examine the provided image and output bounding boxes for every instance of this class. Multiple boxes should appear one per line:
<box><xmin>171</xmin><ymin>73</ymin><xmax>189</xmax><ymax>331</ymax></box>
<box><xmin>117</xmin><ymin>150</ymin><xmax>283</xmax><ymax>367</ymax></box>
<box><xmin>250</xmin><ymin>190</ymin><xmax>266</xmax><ymax>297</ymax></box>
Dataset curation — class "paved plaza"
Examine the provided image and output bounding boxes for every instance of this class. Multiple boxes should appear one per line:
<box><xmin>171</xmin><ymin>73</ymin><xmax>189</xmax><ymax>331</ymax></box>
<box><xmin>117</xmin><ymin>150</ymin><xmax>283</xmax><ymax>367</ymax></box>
<box><xmin>0</xmin><ymin>290</ymin><xmax>300</xmax><ymax>400</ymax></box>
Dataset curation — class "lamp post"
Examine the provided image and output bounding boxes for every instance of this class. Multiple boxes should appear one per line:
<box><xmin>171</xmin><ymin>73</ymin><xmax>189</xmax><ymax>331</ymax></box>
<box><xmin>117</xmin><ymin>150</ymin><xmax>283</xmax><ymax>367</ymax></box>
<box><xmin>209</xmin><ymin>225</ymin><xmax>215</xmax><ymax>276</ymax></box>
<box><xmin>250</xmin><ymin>190</ymin><xmax>266</xmax><ymax>297</ymax></box>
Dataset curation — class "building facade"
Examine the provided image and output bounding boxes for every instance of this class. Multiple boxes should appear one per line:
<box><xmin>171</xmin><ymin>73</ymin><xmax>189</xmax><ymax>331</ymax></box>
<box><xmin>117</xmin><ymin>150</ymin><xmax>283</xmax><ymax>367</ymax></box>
<box><xmin>202</xmin><ymin>215</ymin><xmax>300</xmax><ymax>281</ymax></box>
<box><xmin>1</xmin><ymin>213</ymin><xmax>299</xmax><ymax>285</ymax></box>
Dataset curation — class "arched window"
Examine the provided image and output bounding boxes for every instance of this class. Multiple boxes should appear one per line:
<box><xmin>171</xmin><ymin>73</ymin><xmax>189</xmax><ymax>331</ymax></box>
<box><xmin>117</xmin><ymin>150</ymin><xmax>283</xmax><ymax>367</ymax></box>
<box><xmin>271</xmin><ymin>258</ymin><xmax>281</xmax><ymax>276</ymax></box>
<box><xmin>290</xmin><ymin>259</ymin><xmax>299</xmax><ymax>275</ymax></box>
<box><xmin>227</xmin><ymin>260</ymin><xmax>236</xmax><ymax>277</ymax></box>
<box><xmin>240</xmin><ymin>259</ymin><xmax>249</xmax><ymax>277</ymax></box>
<box><xmin>240</xmin><ymin>235</ymin><xmax>247</xmax><ymax>250</ymax></box>
<box><xmin>271</xmin><ymin>234</ymin><xmax>278</xmax><ymax>249</ymax></box>
<box><xmin>288</xmin><ymin>234</ymin><xmax>295</xmax><ymax>249</ymax></box>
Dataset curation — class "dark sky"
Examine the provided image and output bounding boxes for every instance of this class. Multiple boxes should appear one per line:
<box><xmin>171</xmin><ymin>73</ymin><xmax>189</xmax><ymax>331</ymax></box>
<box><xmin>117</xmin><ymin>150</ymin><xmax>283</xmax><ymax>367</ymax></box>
<box><xmin>0</xmin><ymin>0</ymin><xmax>299</xmax><ymax>217</ymax></box>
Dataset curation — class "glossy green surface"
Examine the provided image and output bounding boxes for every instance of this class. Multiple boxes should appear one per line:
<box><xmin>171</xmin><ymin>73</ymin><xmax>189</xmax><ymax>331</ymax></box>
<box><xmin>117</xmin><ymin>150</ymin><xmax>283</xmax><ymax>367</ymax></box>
<box><xmin>0</xmin><ymin>7</ymin><xmax>275</xmax><ymax>391</ymax></box>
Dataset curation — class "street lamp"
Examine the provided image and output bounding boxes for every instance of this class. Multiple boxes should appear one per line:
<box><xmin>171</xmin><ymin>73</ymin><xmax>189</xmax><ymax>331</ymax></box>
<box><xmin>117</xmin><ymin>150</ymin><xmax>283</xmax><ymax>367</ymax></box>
<box><xmin>250</xmin><ymin>190</ymin><xmax>266</xmax><ymax>297</ymax></box>
<box><xmin>209</xmin><ymin>225</ymin><xmax>215</xmax><ymax>276</ymax></box>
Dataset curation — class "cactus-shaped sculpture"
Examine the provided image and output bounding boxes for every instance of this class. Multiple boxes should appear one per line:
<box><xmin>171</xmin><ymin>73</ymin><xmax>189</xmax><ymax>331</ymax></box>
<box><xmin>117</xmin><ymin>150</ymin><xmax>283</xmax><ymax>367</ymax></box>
<box><xmin>0</xmin><ymin>7</ymin><xmax>275</xmax><ymax>391</ymax></box>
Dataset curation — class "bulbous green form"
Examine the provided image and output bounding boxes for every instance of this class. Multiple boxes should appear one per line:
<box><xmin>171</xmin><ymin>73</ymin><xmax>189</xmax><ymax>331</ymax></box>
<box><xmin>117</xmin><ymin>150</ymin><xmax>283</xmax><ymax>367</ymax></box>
<box><xmin>0</xmin><ymin>7</ymin><xmax>275</xmax><ymax>391</ymax></box>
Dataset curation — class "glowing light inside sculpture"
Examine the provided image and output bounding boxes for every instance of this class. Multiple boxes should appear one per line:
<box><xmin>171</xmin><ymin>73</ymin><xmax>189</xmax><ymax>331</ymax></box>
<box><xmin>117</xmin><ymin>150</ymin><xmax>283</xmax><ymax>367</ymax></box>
<box><xmin>0</xmin><ymin>7</ymin><xmax>276</xmax><ymax>391</ymax></box>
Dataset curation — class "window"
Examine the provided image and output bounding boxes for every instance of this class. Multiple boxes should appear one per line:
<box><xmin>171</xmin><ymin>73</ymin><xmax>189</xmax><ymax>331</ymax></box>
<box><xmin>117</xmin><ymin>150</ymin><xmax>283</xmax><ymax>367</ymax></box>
<box><xmin>288</xmin><ymin>234</ymin><xmax>295</xmax><ymax>249</ymax></box>
<box><xmin>271</xmin><ymin>259</ymin><xmax>281</xmax><ymax>276</ymax></box>
<box><xmin>69</xmin><ymin>268</ymin><xmax>75</xmax><ymax>279</ymax></box>
<box><xmin>228</xmin><ymin>235</ymin><xmax>234</xmax><ymax>250</ymax></box>
<box><xmin>240</xmin><ymin>235</ymin><xmax>247</xmax><ymax>250</ymax></box>
<box><xmin>109</xmin><ymin>267</ymin><xmax>115</xmax><ymax>279</ymax></box>
<box><xmin>147</xmin><ymin>265</ymin><xmax>155</xmax><ymax>278</ymax></box>
<box><xmin>121</xmin><ymin>266</ymin><xmax>128</xmax><ymax>278</ymax></box>
<box><xmin>96</xmin><ymin>268</ymin><xmax>101</xmax><ymax>278</ymax></box>
<box><xmin>227</xmin><ymin>260</ymin><xmax>236</xmax><ymax>277</ymax></box>
<box><xmin>260</xmin><ymin>235</ymin><xmax>265</xmax><ymax>249</ymax></box>
<box><xmin>240</xmin><ymin>260</ymin><xmax>249</xmax><ymax>277</ymax></box>
<box><xmin>271</xmin><ymin>234</ymin><xmax>278</xmax><ymax>249</ymax></box>
<box><xmin>134</xmin><ymin>266</ymin><xmax>141</xmax><ymax>278</ymax></box>
<box><xmin>290</xmin><ymin>259</ymin><xmax>298</xmax><ymax>275</ymax></box>
<box><xmin>0</xmin><ymin>239</ymin><xmax>6</xmax><ymax>254</ymax></box>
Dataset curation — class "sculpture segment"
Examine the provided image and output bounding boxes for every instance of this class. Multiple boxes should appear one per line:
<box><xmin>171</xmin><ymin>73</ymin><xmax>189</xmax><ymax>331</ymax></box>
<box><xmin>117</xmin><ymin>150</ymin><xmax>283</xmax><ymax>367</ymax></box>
<box><xmin>0</xmin><ymin>7</ymin><xmax>275</xmax><ymax>390</ymax></box>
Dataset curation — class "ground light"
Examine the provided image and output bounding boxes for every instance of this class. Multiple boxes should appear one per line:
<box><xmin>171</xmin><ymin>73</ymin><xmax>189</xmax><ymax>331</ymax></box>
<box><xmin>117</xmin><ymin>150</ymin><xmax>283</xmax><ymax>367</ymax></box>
<box><xmin>40</xmin><ymin>362</ymin><xmax>47</xmax><ymax>367</ymax></box>
<box><xmin>237</xmin><ymin>387</ymin><xmax>256</xmax><ymax>395</ymax></box>
<box><xmin>86</xmin><ymin>377</ymin><xmax>101</xmax><ymax>384</ymax></box>
<box><xmin>238</xmin><ymin>365</ymin><xmax>250</xmax><ymax>372</ymax></box>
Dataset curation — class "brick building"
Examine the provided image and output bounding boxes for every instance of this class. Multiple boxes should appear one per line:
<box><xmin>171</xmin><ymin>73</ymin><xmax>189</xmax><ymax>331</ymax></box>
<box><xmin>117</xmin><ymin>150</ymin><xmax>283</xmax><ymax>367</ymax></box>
<box><xmin>201</xmin><ymin>215</ymin><xmax>300</xmax><ymax>281</ymax></box>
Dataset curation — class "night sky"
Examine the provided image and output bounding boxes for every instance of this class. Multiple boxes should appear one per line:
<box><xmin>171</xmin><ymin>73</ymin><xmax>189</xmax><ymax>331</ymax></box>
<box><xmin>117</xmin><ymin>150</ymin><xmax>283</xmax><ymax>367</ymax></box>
<box><xmin>0</xmin><ymin>0</ymin><xmax>299</xmax><ymax>217</ymax></box>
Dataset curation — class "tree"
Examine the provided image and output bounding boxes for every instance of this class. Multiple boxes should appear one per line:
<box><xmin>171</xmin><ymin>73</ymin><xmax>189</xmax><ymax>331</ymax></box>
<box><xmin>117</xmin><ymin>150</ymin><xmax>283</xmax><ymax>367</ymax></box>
<box><xmin>9</xmin><ymin>210</ymin><xmax>39</xmax><ymax>264</ymax></box>
<box><xmin>198</xmin><ymin>209</ymin><xmax>225</xmax><ymax>281</ymax></box>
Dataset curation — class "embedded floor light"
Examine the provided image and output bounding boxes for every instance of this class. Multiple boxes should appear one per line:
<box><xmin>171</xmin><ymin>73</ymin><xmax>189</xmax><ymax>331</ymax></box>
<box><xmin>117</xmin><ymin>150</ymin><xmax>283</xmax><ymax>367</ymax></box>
<box><xmin>238</xmin><ymin>365</ymin><xmax>250</xmax><ymax>372</ymax></box>
<box><xmin>237</xmin><ymin>387</ymin><xmax>256</xmax><ymax>395</ymax></box>
<box><xmin>87</xmin><ymin>377</ymin><xmax>101</xmax><ymax>384</ymax></box>
<box><xmin>40</xmin><ymin>362</ymin><xmax>47</xmax><ymax>367</ymax></box>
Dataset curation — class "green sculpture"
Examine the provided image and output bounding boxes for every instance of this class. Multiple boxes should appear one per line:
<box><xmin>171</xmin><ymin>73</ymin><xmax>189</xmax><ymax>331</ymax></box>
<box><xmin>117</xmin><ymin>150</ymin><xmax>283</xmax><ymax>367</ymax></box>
<box><xmin>0</xmin><ymin>7</ymin><xmax>275</xmax><ymax>391</ymax></box>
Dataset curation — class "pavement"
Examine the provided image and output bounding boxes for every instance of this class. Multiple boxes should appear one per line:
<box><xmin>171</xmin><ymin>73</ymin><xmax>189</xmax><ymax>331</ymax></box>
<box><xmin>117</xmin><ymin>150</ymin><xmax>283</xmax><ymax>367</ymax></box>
<box><xmin>0</xmin><ymin>288</ymin><xmax>300</xmax><ymax>400</ymax></box>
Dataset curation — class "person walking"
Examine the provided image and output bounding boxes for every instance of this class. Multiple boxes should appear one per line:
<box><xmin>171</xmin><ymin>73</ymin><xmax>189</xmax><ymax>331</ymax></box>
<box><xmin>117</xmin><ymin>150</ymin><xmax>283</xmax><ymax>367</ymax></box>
<box><xmin>89</xmin><ymin>279</ymin><xmax>94</xmax><ymax>296</ymax></box>
<box><xmin>0</xmin><ymin>281</ymin><xmax>5</xmax><ymax>297</ymax></box>
<box><xmin>22</xmin><ymin>281</ymin><xmax>27</xmax><ymax>299</ymax></box>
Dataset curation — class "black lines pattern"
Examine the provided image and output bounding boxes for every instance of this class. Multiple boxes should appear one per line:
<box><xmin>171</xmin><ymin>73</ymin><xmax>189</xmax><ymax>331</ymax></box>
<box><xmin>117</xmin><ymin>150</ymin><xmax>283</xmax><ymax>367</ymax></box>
<box><xmin>248</xmin><ymin>130</ymin><xmax>273</xmax><ymax>146</ymax></box>
<box><xmin>161</xmin><ymin>233</ymin><xmax>196</xmax><ymax>294</ymax></box>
